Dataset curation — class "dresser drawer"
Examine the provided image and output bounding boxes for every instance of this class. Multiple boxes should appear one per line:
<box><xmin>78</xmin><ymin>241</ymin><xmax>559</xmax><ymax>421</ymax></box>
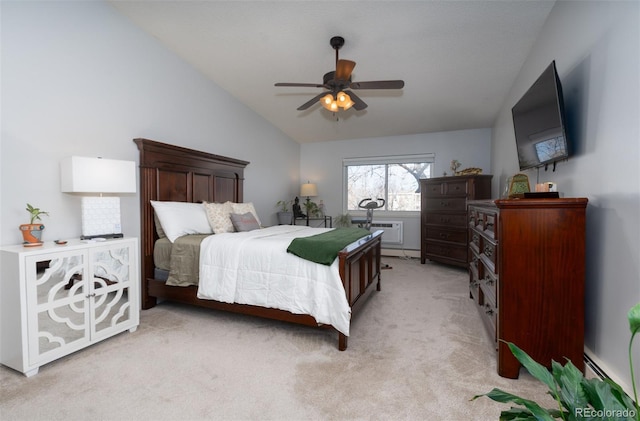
<box><xmin>424</xmin><ymin>179</ymin><xmax>469</xmax><ymax>197</ymax></box>
<box><xmin>480</xmin><ymin>269</ymin><xmax>497</xmax><ymax>306</ymax></box>
<box><xmin>481</xmin><ymin>239</ymin><xmax>497</xmax><ymax>268</ymax></box>
<box><xmin>469</xmin><ymin>207</ymin><xmax>479</xmax><ymax>228</ymax></box>
<box><xmin>425</xmin><ymin>212</ymin><xmax>467</xmax><ymax>227</ymax></box>
<box><xmin>469</xmin><ymin>247</ymin><xmax>481</xmax><ymax>273</ymax></box>
<box><xmin>480</xmin><ymin>296</ymin><xmax>498</xmax><ymax>345</ymax></box>
<box><xmin>469</xmin><ymin>230</ymin><xmax>481</xmax><ymax>252</ymax></box>
<box><xmin>473</xmin><ymin>208</ymin><xmax>497</xmax><ymax>239</ymax></box>
<box><xmin>424</xmin><ymin>197</ymin><xmax>467</xmax><ymax>211</ymax></box>
<box><xmin>425</xmin><ymin>227</ymin><xmax>467</xmax><ymax>244</ymax></box>
<box><xmin>424</xmin><ymin>241</ymin><xmax>468</xmax><ymax>262</ymax></box>
<box><xmin>469</xmin><ymin>263</ymin><xmax>480</xmax><ymax>303</ymax></box>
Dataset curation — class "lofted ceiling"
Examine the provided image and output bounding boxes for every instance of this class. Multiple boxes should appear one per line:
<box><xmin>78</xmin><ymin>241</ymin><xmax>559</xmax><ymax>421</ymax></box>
<box><xmin>108</xmin><ymin>1</ymin><xmax>555</xmax><ymax>144</ymax></box>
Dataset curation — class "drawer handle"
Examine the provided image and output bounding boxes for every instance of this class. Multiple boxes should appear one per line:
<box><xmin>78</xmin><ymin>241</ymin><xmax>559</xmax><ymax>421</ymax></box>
<box><xmin>439</xmin><ymin>233</ymin><xmax>450</xmax><ymax>239</ymax></box>
<box><xmin>484</xmin><ymin>277</ymin><xmax>494</xmax><ymax>286</ymax></box>
<box><xmin>440</xmin><ymin>201</ymin><xmax>449</xmax><ymax>207</ymax></box>
<box><xmin>485</xmin><ymin>304</ymin><xmax>494</xmax><ymax>316</ymax></box>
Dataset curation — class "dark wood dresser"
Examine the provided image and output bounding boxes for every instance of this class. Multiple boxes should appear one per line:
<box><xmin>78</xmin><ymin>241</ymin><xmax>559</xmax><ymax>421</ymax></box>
<box><xmin>468</xmin><ymin>198</ymin><xmax>588</xmax><ymax>378</ymax></box>
<box><xmin>420</xmin><ymin>175</ymin><xmax>492</xmax><ymax>267</ymax></box>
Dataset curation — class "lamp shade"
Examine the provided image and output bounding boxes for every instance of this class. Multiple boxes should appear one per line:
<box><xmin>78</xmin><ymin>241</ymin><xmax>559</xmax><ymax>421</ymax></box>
<box><xmin>61</xmin><ymin>156</ymin><xmax>136</xmax><ymax>193</ymax></box>
<box><xmin>300</xmin><ymin>183</ymin><xmax>318</xmax><ymax>197</ymax></box>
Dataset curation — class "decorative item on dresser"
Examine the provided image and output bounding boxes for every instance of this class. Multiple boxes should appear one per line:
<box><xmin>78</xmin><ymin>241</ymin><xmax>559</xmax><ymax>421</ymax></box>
<box><xmin>19</xmin><ymin>203</ymin><xmax>49</xmax><ymax>246</ymax></box>
<box><xmin>60</xmin><ymin>156</ymin><xmax>137</xmax><ymax>240</ymax></box>
<box><xmin>420</xmin><ymin>175</ymin><xmax>492</xmax><ymax>267</ymax></box>
<box><xmin>467</xmin><ymin>198</ymin><xmax>588</xmax><ymax>379</ymax></box>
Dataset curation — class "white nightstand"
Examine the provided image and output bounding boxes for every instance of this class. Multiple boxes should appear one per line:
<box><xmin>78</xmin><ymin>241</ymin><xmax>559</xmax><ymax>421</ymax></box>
<box><xmin>0</xmin><ymin>237</ymin><xmax>139</xmax><ymax>376</ymax></box>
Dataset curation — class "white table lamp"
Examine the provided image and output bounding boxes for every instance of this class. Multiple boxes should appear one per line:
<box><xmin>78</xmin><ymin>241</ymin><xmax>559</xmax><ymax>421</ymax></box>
<box><xmin>300</xmin><ymin>182</ymin><xmax>318</xmax><ymax>203</ymax></box>
<box><xmin>61</xmin><ymin>156</ymin><xmax>136</xmax><ymax>239</ymax></box>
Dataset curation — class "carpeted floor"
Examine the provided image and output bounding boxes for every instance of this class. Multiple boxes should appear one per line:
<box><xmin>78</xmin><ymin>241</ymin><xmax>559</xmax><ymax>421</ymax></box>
<box><xmin>0</xmin><ymin>257</ymin><xmax>555</xmax><ymax>420</ymax></box>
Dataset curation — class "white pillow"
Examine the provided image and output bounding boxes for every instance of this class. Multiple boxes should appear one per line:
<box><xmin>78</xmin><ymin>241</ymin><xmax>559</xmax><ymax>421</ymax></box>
<box><xmin>231</xmin><ymin>202</ymin><xmax>262</xmax><ymax>226</ymax></box>
<box><xmin>204</xmin><ymin>201</ymin><xmax>235</xmax><ymax>234</ymax></box>
<box><xmin>150</xmin><ymin>201</ymin><xmax>212</xmax><ymax>243</ymax></box>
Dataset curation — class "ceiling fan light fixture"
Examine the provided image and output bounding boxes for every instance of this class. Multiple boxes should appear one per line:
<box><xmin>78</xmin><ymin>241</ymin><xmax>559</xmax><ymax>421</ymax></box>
<box><xmin>321</xmin><ymin>93</ymin><xmax>334</xmax><ymax>106</ymax></box>
<box><xmin>321</xmin><ymin>93</ymin><xmax>339</xmax><ymax>111</ymax></box>
<box><xmin>320</xmin><ymin>91</ymin><xmax>353</xmax><ymax>112</ymax></box>
<box><xmin>336</xmin><ymin>91</ymin><xmax>354</xmax><ymax>110</ymax></box>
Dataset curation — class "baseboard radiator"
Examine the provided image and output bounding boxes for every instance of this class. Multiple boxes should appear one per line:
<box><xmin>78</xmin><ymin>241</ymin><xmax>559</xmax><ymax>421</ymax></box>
<box><xmin>367</xmin><ymin>220</ymin><xmax>404</xmax><ymax>245</ymax></box>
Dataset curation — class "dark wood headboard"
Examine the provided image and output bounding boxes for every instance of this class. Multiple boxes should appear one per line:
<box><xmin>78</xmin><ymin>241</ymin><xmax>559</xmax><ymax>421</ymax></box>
<box><xmin>134</xmin><ymin>138</ymin><xmax>249</xmax><ymax>306</ymax></box>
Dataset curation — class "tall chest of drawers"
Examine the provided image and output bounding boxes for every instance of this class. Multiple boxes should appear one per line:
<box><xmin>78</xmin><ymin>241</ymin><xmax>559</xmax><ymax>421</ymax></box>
<box><xmin>420</xmin><ymin>175</ymin><xmax>492</xmax><ymax>267</ymax></box>
<box><xmin>468</xmin><ymin>198</ymin><xmax>588</xmax><ymax>379</ymax></box>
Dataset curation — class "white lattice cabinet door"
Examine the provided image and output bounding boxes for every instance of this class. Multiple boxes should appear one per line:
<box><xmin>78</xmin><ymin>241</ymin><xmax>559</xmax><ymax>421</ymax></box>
<box><xmin>1</xmin><ymin>237</ymin><xmax>139</xmax><ymax>377</ymax></box>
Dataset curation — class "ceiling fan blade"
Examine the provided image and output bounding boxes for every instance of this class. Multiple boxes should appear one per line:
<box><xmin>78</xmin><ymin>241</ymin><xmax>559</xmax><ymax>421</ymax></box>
<box><xmin>275</xmin><ymin>82</ymin><xmax>325</xmax><ymax>88</ymax></box>
<box><xmin>335</xmin><ymin>59</ymin><xmax>356</xmax><ymax>81</ymax></box>
<box><xmin>343</xmin><ymin>90</ymin><xmax>367</xmax><ymax>110</ymax></box>
<box><xmin>297</xmin><ymin>92</ymin><xmax>328</xmax><ymax>111</ymax></box>
<box><xmin>350</xmin><ymin>80</ymin><xmax>405</xmax><ymax>89</ymax></box>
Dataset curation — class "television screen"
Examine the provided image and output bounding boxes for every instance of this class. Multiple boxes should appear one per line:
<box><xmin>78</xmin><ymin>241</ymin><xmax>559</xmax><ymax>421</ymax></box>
<box><xmin>511</xmin><ymin>61</ymin><xmax>569</xmax><ymax>171</ymax></box>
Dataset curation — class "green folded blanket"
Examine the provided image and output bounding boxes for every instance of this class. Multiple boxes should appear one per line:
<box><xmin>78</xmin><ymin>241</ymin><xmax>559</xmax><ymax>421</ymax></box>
<box><xmin>287</xmin><ymin>227</ymin><xmax>372</xmax><ymax>265</ymax></box>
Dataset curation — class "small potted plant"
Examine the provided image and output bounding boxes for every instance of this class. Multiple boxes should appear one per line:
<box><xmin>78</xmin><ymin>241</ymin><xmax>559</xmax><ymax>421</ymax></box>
<box><xmin>304</xmin><ymin>200</ymin><xmax>320</xmax><ymax>218</ymax></box>
<box><xmin>276</xmin><ymin>200</ymin><xmax>293</xmax><ymax>225</ymax></box>
<box><xmin>20</xmin><ymin>203</ymin><xmax>49</xmax><ymax>246</ymax></box>
<box><xmin>334</xmin><ymin>213</ymin><xmax>352</xmax><ymax>228</ymax></box>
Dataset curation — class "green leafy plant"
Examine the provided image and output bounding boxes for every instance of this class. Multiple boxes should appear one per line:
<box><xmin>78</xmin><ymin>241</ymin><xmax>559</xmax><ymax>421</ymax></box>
<box><xmin>304</xmin><ymin>200</ymin><xmax>319</xmax><ymax>217</ymax></box>
<box><xmin>334</xmin><ymin>213</ymin><xmax>352</xmax><ymax>228</ymax></box>
<box><xmin>276</xmin><ymin>200</ymin><xmax>292</xmax><ymax>212</ymax></box>
<box><xmin>473</xmin><ymin>302</ymin><xmax>640</xmax><ymax>420</ymax></box>
<box><xmin>26</xmin><ymin>203</ymin><xmax>49</xmax><ymax>224</ymax></box>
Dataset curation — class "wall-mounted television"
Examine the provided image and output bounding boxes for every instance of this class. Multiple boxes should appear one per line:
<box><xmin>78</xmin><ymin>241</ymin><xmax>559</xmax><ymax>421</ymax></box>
<box><xmin>512</xmin><ymin>61</ymin><xmax>570</xmax><ymax>171</ymax></box>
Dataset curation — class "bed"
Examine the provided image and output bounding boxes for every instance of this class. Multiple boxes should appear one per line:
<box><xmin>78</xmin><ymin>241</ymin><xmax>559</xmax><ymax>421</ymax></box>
<box><xmin>135</xmin><ymin>138</ymin><xmax>382</xmax><ymax>350</ymax></box>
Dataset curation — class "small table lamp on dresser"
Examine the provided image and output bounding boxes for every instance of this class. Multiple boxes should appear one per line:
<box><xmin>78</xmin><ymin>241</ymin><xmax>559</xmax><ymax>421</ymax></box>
<box><xmin>60</xmin><ymin>156</ymin><xmax>136</xmax><ymax>239</ymax></box>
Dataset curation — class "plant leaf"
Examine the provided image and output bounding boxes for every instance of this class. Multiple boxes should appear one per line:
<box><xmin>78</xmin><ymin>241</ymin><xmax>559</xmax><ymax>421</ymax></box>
<box><xmin>472</xmin><ymin>388</ymin><xmax>557</xmax><ymax>421</ymax></box>
<box><xmin>602</xmin><ymin>378</ymin><xmax>637</xmax><ymax>411</ymax></box>
<box><xmin>498</xmin><ymin>407</ymin><xmax>538</xmax><ymax>421</ymax></box>
<box><xmin>581</xmin><ymin>377</ymin><xmax>606</xmax><ymax>411</ymax></box>
<box><xmin>507</xmin><ymin>342</ymin><xmax>558</xmax><ymax>393</ymax></box>
<box><xmin>555</xmin><ymin>359</ymin><xmax>589</xmax><ymax>414</ymax></box>
<box><xmin>629</xmin><ymin>302</ymin><xmax>640</xmax><ymax>333</ymax></box>
<box><xmin>582</xmin><ymin>377</ymin><xmax>636</xmax><ymax>416</ymax></box>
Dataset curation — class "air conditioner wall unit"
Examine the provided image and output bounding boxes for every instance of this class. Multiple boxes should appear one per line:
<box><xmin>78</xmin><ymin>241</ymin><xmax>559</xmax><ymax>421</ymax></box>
<box><xmin>369</xmin><ymin>220</ymin><xmax>404</xmax><ymax>245</ymax></box>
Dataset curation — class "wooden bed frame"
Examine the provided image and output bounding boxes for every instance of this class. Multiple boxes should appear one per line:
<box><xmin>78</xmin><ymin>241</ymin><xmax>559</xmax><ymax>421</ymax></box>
<box><xmin>135</xmin><ymin>138</ymin><xmax>382</xmax><ymax>350</ymax></box>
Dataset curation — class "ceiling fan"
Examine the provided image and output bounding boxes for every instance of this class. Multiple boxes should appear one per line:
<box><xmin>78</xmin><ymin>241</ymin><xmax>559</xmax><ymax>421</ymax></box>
<box><xmin>275</xmin><ymin>36</ymin><xmax>405</xmax><ymax>112</ymax></box>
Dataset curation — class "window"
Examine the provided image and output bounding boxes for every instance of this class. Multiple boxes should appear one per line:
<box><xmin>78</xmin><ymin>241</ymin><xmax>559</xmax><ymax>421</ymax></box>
<box><xmin>343</xmin><ymin>155</ymin><xmax>434</xmax><ymax>212</ymax></box>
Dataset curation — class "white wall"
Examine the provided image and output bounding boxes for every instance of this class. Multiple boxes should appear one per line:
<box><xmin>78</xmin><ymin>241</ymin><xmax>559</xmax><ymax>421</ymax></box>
<box><xmin>300</xmin><ymin>128</ymin><xmax>492</xmax><ymax>251</ymax></box>
<box><xmin>491</xmin><ymin>1</ymin><xmax>639</xmax><ymax>392</ymax></box>
<box><xmin>1</xmin><ymin>0</ymin><xmax>300</xmax><ymax>248</ymax></box>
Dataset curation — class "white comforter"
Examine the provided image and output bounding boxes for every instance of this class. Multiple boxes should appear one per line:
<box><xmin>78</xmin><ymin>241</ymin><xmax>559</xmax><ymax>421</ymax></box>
<box><xmin>196</xmin><ymin>225</ymin><xmax>352</xmax><ymax>336</ymax></box>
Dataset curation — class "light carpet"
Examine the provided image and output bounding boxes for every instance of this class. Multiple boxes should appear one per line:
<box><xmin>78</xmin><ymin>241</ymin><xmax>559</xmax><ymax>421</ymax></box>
<box><xmin>0</xmin><ymin>257</ymin><xmax>555</xmax><ymax>420</ymax></box>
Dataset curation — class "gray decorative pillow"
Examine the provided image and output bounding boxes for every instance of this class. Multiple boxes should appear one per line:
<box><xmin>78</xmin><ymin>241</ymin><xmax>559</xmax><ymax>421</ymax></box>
<box><xmin>230</xmin><ymin>212</ymin><xmax>261</xmax><ymax>232</ymax></box>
